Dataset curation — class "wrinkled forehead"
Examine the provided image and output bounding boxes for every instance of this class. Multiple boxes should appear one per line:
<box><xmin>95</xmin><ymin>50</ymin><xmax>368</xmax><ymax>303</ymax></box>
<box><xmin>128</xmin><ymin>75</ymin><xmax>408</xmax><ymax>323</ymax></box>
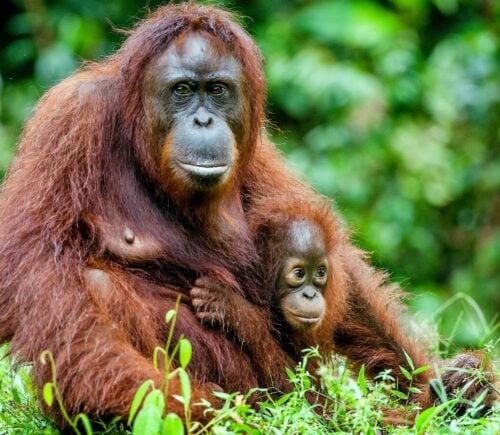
<box><xmin>155</xmin><ymin>31</ymin><xmax>242</xmax><ymax>79</ymax></box>
<box><xmin>287</xmin><ymin>220</ymin><xmax>326</xmax><ymax>257</ymax></box>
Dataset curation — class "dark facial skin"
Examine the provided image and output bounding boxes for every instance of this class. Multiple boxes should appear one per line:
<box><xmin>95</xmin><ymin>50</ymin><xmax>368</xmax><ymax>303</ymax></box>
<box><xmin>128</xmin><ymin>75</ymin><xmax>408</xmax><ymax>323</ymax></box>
<box><xmin>277</xmin><ymin>220</ymin><xmax>328</xmax><ymax>331</ymax></box>
<box><xmin>143</xmin><ymin>31</ymin><xmax>245</xmax><ymax>190</ymax></box>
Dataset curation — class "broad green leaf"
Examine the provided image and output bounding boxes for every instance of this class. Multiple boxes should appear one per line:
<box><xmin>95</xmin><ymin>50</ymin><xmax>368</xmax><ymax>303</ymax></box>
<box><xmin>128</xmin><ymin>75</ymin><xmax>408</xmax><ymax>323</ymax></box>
<box><xmin>232</xmin><ymin>423</ymin><xmax>260</xmax><ymax>434</ymax></box>
<box><xmin>413</xmin><ymin>365</ymin><xmax>431</xmax><ymax>375</ymax></box>
<box><xmin>400</xmin><ymin>366</ymin><xmax>413</xmax><ymax>381</ymax></box>
<box><xmin>143</xmin><ymin>389</ymin><xmax>165</xmax><ymax>411</ymax></box>
<box><xmin>391</xmin><ymin>390</ymin><xmax>408</xmax><ymax>400</ymax></box>
<box><xmin>165</xmin><ymin>309</ymin><xmax>176</xmax><ymax>324</ymax></box>
<box><xmin>11</xmin><ymin>386</ymin><xmax>21</xmax><ymax>404</ymax></box>
<box><xmin>415</xmin><ymin>401</ymin><xmax>454</xmax><ymax>433</ymax></box>
<box><xmin>402</xmin><ymin>350</ymin><xmax>415</xmax><ymax>371</ymax></box>
<box><xmin>42</xmin><ymin>383</ymin><xmax>54</xmax><ymax>407</ymax></box>
<box><xmin>128</xmin><ymin>380</ymin><xmax>154</xmax><ymax>426</ymax></box>
<box><xmin>430</xmin><ymin>379</ymin><xmax>448</xmax><ymax>404</ymax></box>
<box><xmin>133</xmin><ymin>406</ymin><xmax>162</xmax><ymax>435</ymax></box>
<box><xmin>162</xmin><ymin>413</ymin><xmax>184</xmax><ymax>435</ymax></box>
<box><xmin>415</xmin><ymin>405</ymin><xmax>436</xmax><ymax>433</ymax></box>
<box><xmin>285</xmin><ymin>367</ymin><xmax>295</xmax><ymax>380</ymax></box>
<box><xmin>178</xmin><ymin>368</ymin><xmax>191</xmax><ymax>408</ymax></box>
<box><xmin>179</xmin><ymin>339</ymin><xmax>192</xmax><ymax>369</ymax></box>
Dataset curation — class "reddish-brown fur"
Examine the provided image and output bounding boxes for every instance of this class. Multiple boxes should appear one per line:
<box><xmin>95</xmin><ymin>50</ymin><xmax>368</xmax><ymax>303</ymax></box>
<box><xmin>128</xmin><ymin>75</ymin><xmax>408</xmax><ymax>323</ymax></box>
<box><xmin>191</xmin><ymin>198</ymin><xmax>347</xmax><ymax>395</ymax></box>
<box><xmin>0</xmin><ymin>4</ymin><xmax>268</xmax><ymax>424</ymax></box>
<box><xmin>0</xmin><ymin>3</ymin><xmax>494</xmax><ymax>427</ymax></box>
<box><xmin>241</xmin><ymin>144</ymin><xmax>441</xmax><ymax>397</ymax></box>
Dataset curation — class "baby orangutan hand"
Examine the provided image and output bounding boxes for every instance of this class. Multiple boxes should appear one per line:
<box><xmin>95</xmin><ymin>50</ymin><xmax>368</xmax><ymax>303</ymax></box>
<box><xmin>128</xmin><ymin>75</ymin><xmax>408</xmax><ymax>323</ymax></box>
<box><xmin>190</xmin><ymin>276</ymin><xmax>241</xmax><ymax>331</ymax></box>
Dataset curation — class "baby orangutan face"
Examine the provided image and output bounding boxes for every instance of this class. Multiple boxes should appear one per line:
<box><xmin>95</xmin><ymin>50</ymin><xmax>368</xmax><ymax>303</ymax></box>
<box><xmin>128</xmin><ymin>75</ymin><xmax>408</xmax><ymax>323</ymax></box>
<box><xmin>276</xmin><ymin>220</ymin><xmax>328</xmax><ymax>331</ymax></box>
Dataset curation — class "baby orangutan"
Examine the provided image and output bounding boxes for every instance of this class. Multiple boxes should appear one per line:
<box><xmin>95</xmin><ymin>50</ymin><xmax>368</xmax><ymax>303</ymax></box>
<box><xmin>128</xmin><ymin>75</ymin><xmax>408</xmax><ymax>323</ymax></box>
<box><xmin>190</xmin><ymin>201</ymin><xmax>346</xmax><ymax>395</ymax></box>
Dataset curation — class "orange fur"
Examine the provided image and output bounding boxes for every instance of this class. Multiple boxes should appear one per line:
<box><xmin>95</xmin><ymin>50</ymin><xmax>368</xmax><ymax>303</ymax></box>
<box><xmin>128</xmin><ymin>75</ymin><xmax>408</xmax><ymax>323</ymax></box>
<box><xmin>0</xmin><ymin>4</ymin><xmax>494</xmax><ymax>428</ymax></box>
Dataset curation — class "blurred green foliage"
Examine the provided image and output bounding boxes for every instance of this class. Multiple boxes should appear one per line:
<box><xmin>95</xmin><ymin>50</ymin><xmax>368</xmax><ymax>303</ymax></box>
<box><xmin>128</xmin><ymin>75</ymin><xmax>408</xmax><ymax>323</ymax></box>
<box><xmin>0</xmin><ymin>0</ymin><xmax>498</xmax><ymax>350</ymax></box>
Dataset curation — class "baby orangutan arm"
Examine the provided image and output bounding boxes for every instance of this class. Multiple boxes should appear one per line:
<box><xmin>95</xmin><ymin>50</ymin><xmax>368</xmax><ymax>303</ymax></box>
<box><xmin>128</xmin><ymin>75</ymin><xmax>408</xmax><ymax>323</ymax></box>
<box><xmin>190</xmin><ymin>276</ymin><xmax>295</xmax><ymax>393</ymax></box>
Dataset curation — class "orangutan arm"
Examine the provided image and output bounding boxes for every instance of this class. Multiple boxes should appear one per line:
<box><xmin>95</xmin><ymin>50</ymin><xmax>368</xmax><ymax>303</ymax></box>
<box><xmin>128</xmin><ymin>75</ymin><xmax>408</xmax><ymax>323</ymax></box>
<box><xmin>25</xmin><ymin>263</ymin><xmax>221</xmax><ymax>426</ymax></box>
<box><xmin>334</xmin><ymin>245</ymin><xmax>497</xmax><ymax>411</ymax></box>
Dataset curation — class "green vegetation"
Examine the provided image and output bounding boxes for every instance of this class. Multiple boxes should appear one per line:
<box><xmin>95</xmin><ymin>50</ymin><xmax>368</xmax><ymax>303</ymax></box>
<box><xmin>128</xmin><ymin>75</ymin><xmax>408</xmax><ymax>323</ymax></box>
<box><xmin>1</xmin><ymin>341</ymin><xmax>499</xmax><ymax>434</ymax></box>
<box><xmin>0</xmin><ymin>0</ymin><xmax>498</xmax><ymax>433</ymax></box>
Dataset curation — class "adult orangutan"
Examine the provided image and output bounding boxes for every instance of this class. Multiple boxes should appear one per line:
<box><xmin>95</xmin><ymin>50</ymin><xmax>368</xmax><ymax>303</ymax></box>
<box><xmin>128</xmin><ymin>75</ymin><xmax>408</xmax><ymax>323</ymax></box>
<box><xmin>0</xmin><ymin>4</ymin><xmax>268</xmax><ymax>424</ymax></box>
<box><xmin>0</xmin><ymin>3</ymin><xmax>494</xmax><ymax>427</ymax></box>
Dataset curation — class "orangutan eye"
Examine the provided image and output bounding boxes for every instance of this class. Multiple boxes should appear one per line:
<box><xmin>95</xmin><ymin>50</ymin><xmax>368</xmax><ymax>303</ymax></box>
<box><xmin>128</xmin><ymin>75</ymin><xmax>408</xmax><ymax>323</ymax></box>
<box><xmin>209</xmin><ymin>83</ymin><xmax>227</xmax><ymax>96</ymax></box>
<box><xmin>293</xmin><ymin>268</ymin><xmax>305</xmax><ymax>279</ymax></box>
<box><xmin>315</xmin><ymin>267</ymin><xmax>327</xmax><ymax>278</ymax></box>
<box><xmin>173</xmin><ymin>83</ymin><xmax>192</xmax><ymax>96</ymax></box>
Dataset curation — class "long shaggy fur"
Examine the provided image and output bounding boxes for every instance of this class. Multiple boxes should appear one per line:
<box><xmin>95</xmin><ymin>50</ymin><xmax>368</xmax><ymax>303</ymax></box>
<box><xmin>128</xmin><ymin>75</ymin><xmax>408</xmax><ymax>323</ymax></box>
<box><xmin>0</xmin><ymin>3</ymin><xmax>267</xmax><ymax>423</ymax></box>
<box><xmin>0</xmin><ymin>2</ymin><xmax>494</xmax><ymax>426</ymax></box>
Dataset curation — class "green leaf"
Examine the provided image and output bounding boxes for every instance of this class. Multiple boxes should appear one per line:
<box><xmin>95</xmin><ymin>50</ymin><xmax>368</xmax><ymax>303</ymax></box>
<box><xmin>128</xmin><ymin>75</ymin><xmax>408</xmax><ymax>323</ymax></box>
<box><xmin>232</xmin><ymin>423</ymin><xmax>260</xmax><ymax>434</ymax></box>
<box><xmin>178</xmin><ymin>339</ymin><xmax>192</xmax><ymax>369</ymax></box>
<box><xmin>42</xmin><ymin>383</ymin><xmax>54</xmax><ymax>407</ymax></box>
<box><xmin>162</xmin><ymin>413</ymin><xmax>185</xmax><ymax>435</ymax></box>
<box><xmin>400</xmin><ymin>366</ymin><xmax>413</xmax><ymax>381</ymax></box>
<box><xmin>128</xmin><ymin>380</ymin><xmax>154</xmax><ymax>426</ymax></box>
<box><xmin>143</xmin><ymin>389</ymin><xmax>165</xmax><ymax>411</ymax></box>
<box><xmin>415</xmin><ymin>401</ymin><xmax>453</xmax><ymax>433</ymax></box>
<box><xmin>178</xmin><ymin>368</ymin><xmax>191</xmax><ymax>408</ymax></box>
<box><xmin>133</xmin><ymin>406</ymin><xmax>162</xmax><ymax>435</ymax></box>
<box><xmin>402</xmin><ymin>350</ymin><xmax>415</xmax><ymax>371</ymax></box>
<box><xmin>412</xmin><ymin>365</ymin><xmax>431</xmax><ymax>375</ymax></box>
<box><xmin>74</xmin><ymin>413</ymin><xmax>93</xmax><ymax>435</ymax></box>
<box><xmin>11</xmin><ymin>386</ymin><xmax>21</xmax><ymax>404</ymax></box>
<box><xmin>165</xmin><ymin>309</ymin><xmax>176</xmax><ymax>324</ymax></box>
<box><xmin>357</xmin><ymin>365</ymin><xmax>368</xmax><ymax>395</ymax></box>
<box><xmin>430</xmin><ymin>379</ymin><xmax>448</xmax><ymax>404</ymax></box>
<box><xmin>414</xmin><ymin>405</ymin><xmax>436</xmax><ymax>433</ymax></box>
<box><xmin>391</xmin><ymin>390</ymin><xmax>408</xmax><ymax>400</ymax></box>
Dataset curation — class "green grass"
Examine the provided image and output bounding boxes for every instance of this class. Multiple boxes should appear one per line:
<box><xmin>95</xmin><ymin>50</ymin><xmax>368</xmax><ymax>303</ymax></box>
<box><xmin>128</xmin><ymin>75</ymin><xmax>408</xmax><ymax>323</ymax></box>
<box><xmin>1</xmin><ymin>317</ymin><xmax>498</xmax><ymax>434</ymax></box>
<box><xmin>1</xmin><ymin>347</ymin><xmax>498</xmax><ymax>434</ymax></box>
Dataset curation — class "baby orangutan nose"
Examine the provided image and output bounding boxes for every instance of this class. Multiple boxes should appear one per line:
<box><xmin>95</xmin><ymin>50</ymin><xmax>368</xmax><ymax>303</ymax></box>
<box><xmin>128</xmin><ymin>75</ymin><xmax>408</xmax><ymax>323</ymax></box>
<box><xmin>302</xmin><ymin>286</ymin><xmax>318</xmax><ymax>300</ymax></box>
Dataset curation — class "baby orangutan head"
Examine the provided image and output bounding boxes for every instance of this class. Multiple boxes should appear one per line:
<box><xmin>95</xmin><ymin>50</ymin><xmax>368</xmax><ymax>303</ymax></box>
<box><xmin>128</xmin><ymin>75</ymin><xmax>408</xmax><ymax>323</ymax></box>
<box><xmin>276</xmin><ymin>219</ymin><xmax>328</xmax><ymax>331</ymax></box>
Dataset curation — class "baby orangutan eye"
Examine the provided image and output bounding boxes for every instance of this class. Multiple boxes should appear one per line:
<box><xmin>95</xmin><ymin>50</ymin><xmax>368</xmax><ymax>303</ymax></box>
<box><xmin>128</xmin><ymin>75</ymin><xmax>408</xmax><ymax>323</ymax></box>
<box><xmin>293</xmin><ymin>268</ymin><xmax>305</xmax><ymax>279</ymax></box>
<box><xmin>315</xmin><ymin>266</ymin><xmax>326</xmax><ymax>278</ymax></box>
<box><xmin>285</xmin><ymin>267</ymin><xmax>306</xmax><ymax>287</ymax></box>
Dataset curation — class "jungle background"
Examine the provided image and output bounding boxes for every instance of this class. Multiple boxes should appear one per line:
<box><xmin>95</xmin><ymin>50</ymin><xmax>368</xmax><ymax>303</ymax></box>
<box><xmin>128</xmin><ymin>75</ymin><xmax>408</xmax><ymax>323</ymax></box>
<box><xmin>0</xmin><ymin>0</ymin><xmax>498</xmax><ymax>353</ymax></box>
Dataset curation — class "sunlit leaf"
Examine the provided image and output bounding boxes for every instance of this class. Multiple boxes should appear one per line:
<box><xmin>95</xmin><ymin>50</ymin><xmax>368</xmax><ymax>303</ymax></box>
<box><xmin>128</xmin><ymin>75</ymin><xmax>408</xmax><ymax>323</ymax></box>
<box><xmin>179</xmin><ymin>339</ymin><xmax>192</xmax><ymax>369</ymax></box>
<box><xmin>162</xmin><ymin>413</ymin><xmax>184</xmax><ymax>435</ymax></box>
<box><xmin>42</xmin><ymin>383</ymin><xmax>54</xmax><ymax>407</ymax></box>
<box><xmin>128</xmin><ymin>380</ymin><xmax>154</xmax><ymax>426</ymax></box>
